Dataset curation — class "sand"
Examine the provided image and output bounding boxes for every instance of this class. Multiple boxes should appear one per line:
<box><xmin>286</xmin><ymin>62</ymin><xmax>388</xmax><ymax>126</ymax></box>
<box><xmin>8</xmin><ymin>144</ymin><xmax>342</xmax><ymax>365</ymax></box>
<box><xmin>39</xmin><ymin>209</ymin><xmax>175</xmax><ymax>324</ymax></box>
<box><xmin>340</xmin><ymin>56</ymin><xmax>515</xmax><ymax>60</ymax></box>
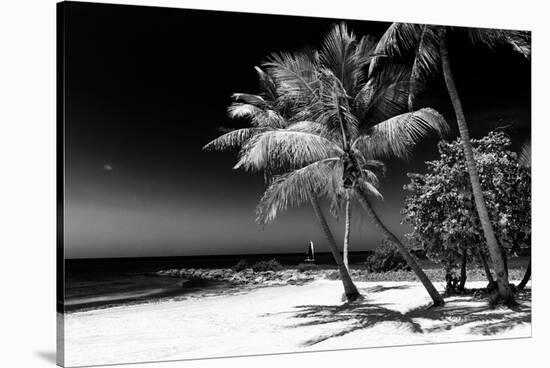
<box><xmin>62</xmin><ymin>280</ymin><xmax>531</xmax><ymax>367</ymax></box>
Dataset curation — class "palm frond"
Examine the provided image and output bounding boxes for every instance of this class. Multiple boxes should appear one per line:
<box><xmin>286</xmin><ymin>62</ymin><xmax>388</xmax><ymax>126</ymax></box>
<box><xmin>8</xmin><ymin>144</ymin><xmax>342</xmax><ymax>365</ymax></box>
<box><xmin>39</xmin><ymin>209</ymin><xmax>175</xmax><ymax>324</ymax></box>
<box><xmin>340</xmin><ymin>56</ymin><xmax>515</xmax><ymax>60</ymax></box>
<box><xmin>254</xmin><ymin>66</ymin><xmax>278</xmax><ymax>101</ymax></box>
<box><xmin>328</xmin><ymin>191</ymin><xmax>345</xmax><ymax>220</ymax></box>
<box><xmin>353</xmin><ymin>108</ymin><xmax>449</xmax><ymax>160</ymax></box>
<box><xmin>234</xmin><ymin>129</ymin><xmax>343</xmax><ymax>171</ymax></box>
<box><xmin>263</xmin><ymin>49</ymin><xmax>319</xmax><ymax>98</ymax></box>
<box><xmin>357</xmin><ymin>178</ymin><xmax>384</xmax><ymax>201</ymax></box>
<box><xmin>409</xmin><ymin>25</ymin><xmax>440</xmax><ymax>110</ymax></box>
<box><xmin>227</xmin><ymin>102</ymin><xmax>286</xmax><ymax>128</ymax></box>
<box><xmin>319</xmin><ymin>22</ymin><xmax>358</xmax><ymax>94</ymax></box>
<box><xmin>351</xmin><ymin>148</ymin><xmax>386</xmax><ymax>176</ymax></box>
<box><xmin>203</xmin><ymin>127</ymin><xmax>269</xmax><ymax>151</ymax></box>
<box><xmin>354</xmin><ymin>35</ymin><xmax>378</xmax><ymax>67</ymax></box>
<box><xmin>505</xmin><ymin>31</ymin><xmax>531</xmax><ymax>59</ymax></box>
<box><xmin>465</xmin><ymin>28</ymin><xmax>531</xmax><ymax>58</ymax></box>
<box><xmin>227</xmin><ymin>102</ymin><xmax>263</xmax><ymax>120</ymax></box>
<box><xmin>360</xmin><ymin>168</ymin><xmax>380</xmax><ymax>188</ymax></box>
<box><xmin>285</xmin><ymin>120</ymin><xmax>339</xmax><ymax>140</ymax></box>
<box><xmin>306</xmin><ymin>69</ymin><xmax>361</xmax><ymax>142</ymax></box>
<box><xmin>352</xmin><ymin>35</ymin><xmax>378</xmax><ymax>91</ymax></box>
<box><xmin>355</xmin><ymin>64</ymin><xmax>411</xmax><ymax>124</ymax></box>
<box><xmin>519</xmin><ymin>141</ymin><xmax>531</xmax><ymax>167</ymax></box>
<box><xmin>350</xmin><ymin>150</ymin><xmax>385</xmax><ymax>188</ymax></box>
<box><xmin>369</xmin><ymin>23</ymin><xmax>423</xmax><ymax>77</ymax></box>
<box><xmin>363</xmin><ymin>159</ymin><xmax>387</xmax><ymax>177</ymax></box>
<box><xmin>286</xmin><ymin>120</ymin><xmax>346</xmax><ymax>148</ymax></box>
<box><xmin>256</xmin><ymin>158</ymin><xmax>342</xmax><ymax>224</ymax></box>
<box><xmin>231</xmin><ymin>93</ymin><xmax>269</xmax><ymax>108</ymax></box>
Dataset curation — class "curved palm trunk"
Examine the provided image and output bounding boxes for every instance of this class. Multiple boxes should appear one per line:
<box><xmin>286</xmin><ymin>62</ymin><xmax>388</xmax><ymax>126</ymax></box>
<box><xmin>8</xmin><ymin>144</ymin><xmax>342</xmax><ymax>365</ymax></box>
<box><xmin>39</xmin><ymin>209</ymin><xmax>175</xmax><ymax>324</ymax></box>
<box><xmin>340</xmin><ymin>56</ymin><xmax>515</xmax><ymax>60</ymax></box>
<box><xmin>309</xmin><ymin>194</ymin><xmax>361</xmax><ymax>301</ymax></box>
<box><xmin>356</xmin><ymin>189</ymin><xmax>444</xmax><ymax>306</ymax></box>
<box><xmin>478</xmin><ymin>250</ymin><xmax>495</xmax><ymax>285</ymax></box>
<box><xmin>500</xmin><ymin>243</ymin><xmax>509</xmax><ymax>280</ymax></box>
<box><xmin>502</xmin><ymin>249</ymin><xmax>509</xmax><ymax>279</ymax></box>
<box><xmin>343</xmin><ymin>191</ymin><xmax>351</xmax><ymax>270</ymax></box>
<box><xmin>518</xmin><ymin>259</ymin><xmax>531</xmax><ymax>290</ymax></box>
<box><xmin>439</xmin><ymin>28</ymin><xmax>515</xmax><ymax>305</ymax></box>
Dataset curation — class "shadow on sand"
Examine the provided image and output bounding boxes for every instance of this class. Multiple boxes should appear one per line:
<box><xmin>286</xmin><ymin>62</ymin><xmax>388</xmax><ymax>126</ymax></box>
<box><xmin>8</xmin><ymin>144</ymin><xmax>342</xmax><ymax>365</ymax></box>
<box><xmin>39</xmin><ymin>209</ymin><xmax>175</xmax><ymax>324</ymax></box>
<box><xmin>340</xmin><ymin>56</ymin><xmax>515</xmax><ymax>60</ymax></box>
<box><xmin>365</xmin><ymin>284</ymin><xmax>413</xmax><ymax>294</ymax></box>
<box><xmin>288</xmin><ymin>288</ymin><xmax>531</xmax><ymax>347</ymax></box>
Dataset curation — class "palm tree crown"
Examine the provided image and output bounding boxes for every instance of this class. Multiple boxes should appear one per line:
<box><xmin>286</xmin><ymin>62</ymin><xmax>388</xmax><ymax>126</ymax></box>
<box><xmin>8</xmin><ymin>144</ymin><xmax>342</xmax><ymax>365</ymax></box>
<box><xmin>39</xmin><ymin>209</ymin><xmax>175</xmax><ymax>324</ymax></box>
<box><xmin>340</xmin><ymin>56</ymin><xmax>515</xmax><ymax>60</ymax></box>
<box><xmin>222</xmin><ymin>23</ymin><xmax>449</xmax><ymax>223</ymax></box>
<box><xmin>369</xmin><ymin>23</ymin><xmax>530</xmax><ymax>111</ymax></box>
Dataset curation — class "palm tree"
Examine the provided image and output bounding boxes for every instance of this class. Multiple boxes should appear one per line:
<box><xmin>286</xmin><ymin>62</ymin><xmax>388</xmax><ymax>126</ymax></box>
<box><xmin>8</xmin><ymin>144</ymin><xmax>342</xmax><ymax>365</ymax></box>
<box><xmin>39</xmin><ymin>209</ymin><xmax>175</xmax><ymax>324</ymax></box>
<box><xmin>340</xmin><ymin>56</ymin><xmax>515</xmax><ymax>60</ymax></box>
<box><xmin>204</xmin><ymin>64</ymin><xmax>364</xmax><ymax>300</ymax></box>
<box><xmin>205</xmin><ymin>27</ymin><xmax>377</xmax><ymax>300</ymax></box>
<box><xmin>237</xmin><ymin>24</ymin><xmax>448</xmax><ymax>305</ymax></box>
<box><xmin>370</xmin><ymin>23</ymin><xmax>530</xmax><ymax>305</ymax></box>
<box><xmin>206</xmin><ymin>23</ymin><xmax>449</xmax><ymax>305</ymax></box>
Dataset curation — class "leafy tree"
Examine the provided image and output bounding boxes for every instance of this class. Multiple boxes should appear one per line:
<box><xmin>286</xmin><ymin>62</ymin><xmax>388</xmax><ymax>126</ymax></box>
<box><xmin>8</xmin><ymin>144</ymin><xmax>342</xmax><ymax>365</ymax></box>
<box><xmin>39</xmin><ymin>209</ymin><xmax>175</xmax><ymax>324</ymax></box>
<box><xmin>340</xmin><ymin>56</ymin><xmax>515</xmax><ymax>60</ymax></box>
<box><xmin>402</xmin><ymin>131</ymin><xmax>531</xmax><ymax>292</ymax></box>
<box><xmin>371</xmin><ymin>23</ymin><xmax>530</xmax><ymax>304</ymax></box>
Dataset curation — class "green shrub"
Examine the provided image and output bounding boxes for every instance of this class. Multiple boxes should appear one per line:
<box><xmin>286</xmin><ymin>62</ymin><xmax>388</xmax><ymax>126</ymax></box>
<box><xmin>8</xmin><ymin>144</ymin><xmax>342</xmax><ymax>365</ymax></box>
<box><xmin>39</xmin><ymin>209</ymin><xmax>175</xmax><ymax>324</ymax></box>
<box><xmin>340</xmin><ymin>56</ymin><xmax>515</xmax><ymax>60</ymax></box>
<box><xmin>251</xmin><ymin>258</ymin><xmax>283</xmax><ymax>272</ymax></box>
<box><xmin>297</xmin><ymin>263</ymin><xmax>319</xmax><ymax>272</ymax></box>
<box><xmin>365</xmin><ymin>241</ymin><xmax>411</xmax><ymax>273</ymax></box>
<box><xmin>231</xmin><ymin>259</ymin><xmax>249</xmax><ymax>272</ymax></box>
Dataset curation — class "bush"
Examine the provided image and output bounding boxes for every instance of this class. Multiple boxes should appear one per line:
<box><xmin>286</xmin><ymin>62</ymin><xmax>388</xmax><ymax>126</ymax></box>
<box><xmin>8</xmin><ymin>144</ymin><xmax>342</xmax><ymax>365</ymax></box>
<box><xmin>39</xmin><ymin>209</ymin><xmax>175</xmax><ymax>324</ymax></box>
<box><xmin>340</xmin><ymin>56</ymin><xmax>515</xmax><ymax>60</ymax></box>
<box><xmin>231</xmin><ymin>259</ymin><xmax>249</xmax><ymax>272</ymax></box>
<box><xmin>297</xmin><ymin>263</ymin><xmax>319</xmax><ymax>272</ymax></box>
<box><xmin>251</xmin><ymin>258</ymin><xmax>283</xmax><ymax>272</ymax></box>
<box><xmin>365</xmin><ymin>241</ymin><xmax>411</xmax><ymax>273</ymax></box>
<box><xmin>325</xmin><ymin>270</ymin><xmax>341</xmax><ymax>280</ymax></box>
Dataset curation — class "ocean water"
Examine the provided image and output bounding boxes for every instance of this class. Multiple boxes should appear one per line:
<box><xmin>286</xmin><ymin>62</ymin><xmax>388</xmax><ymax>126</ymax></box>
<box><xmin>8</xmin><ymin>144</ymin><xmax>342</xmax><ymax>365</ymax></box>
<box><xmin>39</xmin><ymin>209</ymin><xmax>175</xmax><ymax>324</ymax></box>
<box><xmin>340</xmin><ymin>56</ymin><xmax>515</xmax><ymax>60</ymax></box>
<box><xmin>61</xmin><ymin>252</ymin><xmax>373</xmax><ymax>313</ymax></box>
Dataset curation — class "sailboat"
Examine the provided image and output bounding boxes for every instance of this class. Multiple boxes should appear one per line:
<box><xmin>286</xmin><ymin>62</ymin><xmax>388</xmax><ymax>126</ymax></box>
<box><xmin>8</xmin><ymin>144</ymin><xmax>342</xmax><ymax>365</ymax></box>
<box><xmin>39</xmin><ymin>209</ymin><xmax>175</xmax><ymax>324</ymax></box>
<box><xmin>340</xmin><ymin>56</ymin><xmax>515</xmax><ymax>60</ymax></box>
<box><xmin>304</xmin><ymin>241</ymin><xmax>316</xmax><ymax>263</ymax></box>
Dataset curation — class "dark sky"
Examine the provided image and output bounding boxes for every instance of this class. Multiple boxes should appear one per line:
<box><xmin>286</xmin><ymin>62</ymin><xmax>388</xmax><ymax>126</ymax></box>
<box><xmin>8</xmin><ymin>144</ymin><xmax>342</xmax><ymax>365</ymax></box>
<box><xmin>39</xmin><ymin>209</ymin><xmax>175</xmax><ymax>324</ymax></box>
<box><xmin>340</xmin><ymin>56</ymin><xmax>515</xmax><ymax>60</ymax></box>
<box><xmin>62</xmin><ymin>1</ymin><xmax>530</xmax><ymax>258</ymax></box>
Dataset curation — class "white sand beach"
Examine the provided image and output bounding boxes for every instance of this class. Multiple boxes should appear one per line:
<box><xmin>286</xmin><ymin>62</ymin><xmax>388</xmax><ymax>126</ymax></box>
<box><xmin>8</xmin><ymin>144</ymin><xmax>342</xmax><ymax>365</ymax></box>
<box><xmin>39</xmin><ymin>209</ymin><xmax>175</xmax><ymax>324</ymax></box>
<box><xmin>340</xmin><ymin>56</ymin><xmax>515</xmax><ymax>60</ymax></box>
<box><xmin>62</xmin><ymin>280</ymin><xmax>531</xmax><ymax>367</ymax></box>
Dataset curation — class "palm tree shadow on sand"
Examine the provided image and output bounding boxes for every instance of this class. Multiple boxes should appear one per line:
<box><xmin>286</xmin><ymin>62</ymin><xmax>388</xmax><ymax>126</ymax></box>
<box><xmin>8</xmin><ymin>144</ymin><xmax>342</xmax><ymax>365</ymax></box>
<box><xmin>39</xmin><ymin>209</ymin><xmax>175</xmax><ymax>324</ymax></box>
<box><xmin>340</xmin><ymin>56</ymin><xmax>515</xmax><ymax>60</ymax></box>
<box><xmin>286</xmin><ymin>288</ymin><xmax>531</xmax><ymax>347</ymax></box>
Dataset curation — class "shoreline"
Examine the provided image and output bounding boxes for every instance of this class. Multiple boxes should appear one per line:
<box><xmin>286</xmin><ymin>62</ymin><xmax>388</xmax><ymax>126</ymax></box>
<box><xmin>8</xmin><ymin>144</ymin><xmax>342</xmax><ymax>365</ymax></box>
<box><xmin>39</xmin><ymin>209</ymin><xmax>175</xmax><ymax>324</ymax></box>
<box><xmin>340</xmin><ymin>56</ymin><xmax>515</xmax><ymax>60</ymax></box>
<box><xmin>63</xmin><ymin>265</ymin><xmax>530</xmax><ymax>314</ymax></box>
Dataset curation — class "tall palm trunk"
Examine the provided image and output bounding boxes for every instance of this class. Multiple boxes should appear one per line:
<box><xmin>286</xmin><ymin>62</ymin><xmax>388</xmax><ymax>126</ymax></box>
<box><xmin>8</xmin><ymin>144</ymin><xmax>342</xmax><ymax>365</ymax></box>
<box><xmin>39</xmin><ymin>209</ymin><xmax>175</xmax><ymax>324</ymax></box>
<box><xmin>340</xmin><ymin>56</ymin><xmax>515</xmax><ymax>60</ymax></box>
<box><xmin>518</xmin><ymin>259</ymin><xmax>531</xmax><ymax>290</ymax></box>
<box><xmin>356</xmin><ymin>189</ymin><xmax>444</xmax><ymax>306</ymax></box>
<box><xmin>438</xmin><ymin>28</ymin><xmax>515</xmax><ymax>305</ymax></box>
<box><xmin>343</xmin><ymin>191</ymin><xmax>351</xmax><ymax>270</ymax></box>
<box><xmin>309</xmin><ymin>194</ymin><xmax>361</xmax><ymax>301</ymax></box>
<box><xmin>337</xmin><ymin>97</ymin><xmax>352</xmax><ymax>271</ymax></box>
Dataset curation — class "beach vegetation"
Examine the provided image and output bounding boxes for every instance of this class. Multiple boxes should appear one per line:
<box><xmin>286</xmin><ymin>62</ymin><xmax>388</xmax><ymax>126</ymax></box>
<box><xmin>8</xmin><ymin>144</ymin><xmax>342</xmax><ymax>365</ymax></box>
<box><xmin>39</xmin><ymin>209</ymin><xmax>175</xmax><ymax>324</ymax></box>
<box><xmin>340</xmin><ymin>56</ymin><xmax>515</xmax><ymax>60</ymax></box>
<box><xmin>251</xmin><ymin>259</ymin><xmax>283</xmax><ymax>272</ymax></box>
<box><xmin>365</xmin><ymin>240</ymin><xmax>411</xmax><ymax>273</ymax></box>
<box><xmin>297</xmin><ymin>263</ymin><xmax>320</xmax><ymax>272</ymax></box>
<box><xmin>232</xmin><ymin>259</ymin><xmax>249</xmax><ymax>272</ymax></box>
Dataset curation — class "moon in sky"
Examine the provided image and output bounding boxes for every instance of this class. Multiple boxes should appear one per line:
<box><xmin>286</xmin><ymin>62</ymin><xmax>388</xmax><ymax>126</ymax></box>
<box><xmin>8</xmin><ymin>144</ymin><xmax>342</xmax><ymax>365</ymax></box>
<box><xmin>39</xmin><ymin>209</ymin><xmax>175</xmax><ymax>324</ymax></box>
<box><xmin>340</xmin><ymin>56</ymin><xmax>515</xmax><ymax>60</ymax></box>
<box><xmin>103</xmin><ymin>164</ymin><xmax>113</xmax><ymax>171</ymax></box>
